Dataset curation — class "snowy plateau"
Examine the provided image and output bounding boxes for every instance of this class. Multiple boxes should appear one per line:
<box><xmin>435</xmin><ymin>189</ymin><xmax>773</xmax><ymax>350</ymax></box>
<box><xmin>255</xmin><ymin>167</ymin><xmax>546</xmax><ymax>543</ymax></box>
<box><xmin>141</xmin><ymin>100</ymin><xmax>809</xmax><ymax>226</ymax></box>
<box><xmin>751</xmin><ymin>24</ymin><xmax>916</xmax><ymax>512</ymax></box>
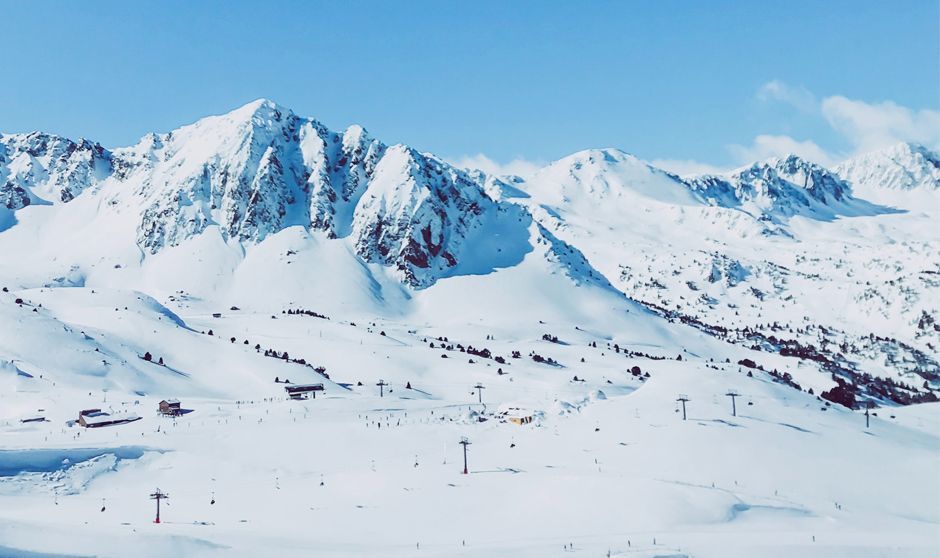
<box><xmin>0</xmin><ymin>99</ymin><xmax>938</xmax><ymax>557</ymax></box>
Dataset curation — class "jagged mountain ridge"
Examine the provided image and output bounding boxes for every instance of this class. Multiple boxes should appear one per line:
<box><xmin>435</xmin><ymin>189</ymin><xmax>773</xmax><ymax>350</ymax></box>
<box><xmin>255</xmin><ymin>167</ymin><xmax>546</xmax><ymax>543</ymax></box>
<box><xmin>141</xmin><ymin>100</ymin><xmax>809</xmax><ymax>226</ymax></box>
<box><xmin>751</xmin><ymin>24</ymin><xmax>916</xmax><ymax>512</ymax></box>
<box><xmin>123</xmin><ymin>100</ymin><xmax>389</xmax><ymax>250</ymax></box>
<box><xmin>684</xmin><ymin>155</ymin><xmax>858</xmax><ymax>222</ymax></box>
<box><xmin>500</xmin><ymin>147</ymin><xmax>905</xmax><ymax>230</ymax></box>
<box><xmin>0</xmin><ymin>100</ymin><xmax>585</xmax><ymax>289</ymax></box>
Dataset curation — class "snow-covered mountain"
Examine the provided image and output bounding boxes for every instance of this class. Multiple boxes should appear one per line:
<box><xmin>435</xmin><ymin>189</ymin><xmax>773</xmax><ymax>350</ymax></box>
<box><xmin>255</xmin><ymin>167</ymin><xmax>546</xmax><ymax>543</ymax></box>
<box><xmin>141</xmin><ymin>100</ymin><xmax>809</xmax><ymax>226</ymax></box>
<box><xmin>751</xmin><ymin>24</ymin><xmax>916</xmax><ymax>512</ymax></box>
<box><xmin>836</xmin><ymin>142</ymin><xmax>940</xmax><ymax>193</ymax></box>
<box><xmin>0</xmin><ymin>100</ymin><xmax>604</xmax><ymax>293</ymax></box>
<box><xmin>0</xmin><ymin>100</ymin><xmax>937</xmax><ymax>407</ymax></box>
<box><xmin>109</xmin><ymin>100</ymin><xmax>543</xmax><ymax>289</ymax></box>
<box><xmin>684</xmin><ymin>155</ymin><xmax>868</xmax><ymax>223</ymax></box>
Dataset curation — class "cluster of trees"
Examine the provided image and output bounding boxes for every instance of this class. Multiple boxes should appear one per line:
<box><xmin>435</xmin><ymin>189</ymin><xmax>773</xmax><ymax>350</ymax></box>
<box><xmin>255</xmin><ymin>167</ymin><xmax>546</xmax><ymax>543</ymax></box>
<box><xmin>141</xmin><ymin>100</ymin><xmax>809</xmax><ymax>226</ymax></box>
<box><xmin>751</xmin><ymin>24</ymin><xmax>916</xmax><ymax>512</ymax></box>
<box><xmin>840</xmin><ymin>371</ymin><xmax>938</xmax><ymax>408</ymax></box>
<box><xmin>821</xmin><ymin>379</ymin><xmax>856</xmax><ymax>408</ymax></box>
<box><xmin>427</xmin><ymin>335</ymin><xmax>507</xmax><ymax>364</ymax></box>
<box><xmin>586</xmin><ymin>339</ymin><xmax>678</xmax><ymax>362</ymax></box>
<box><xmin>283</xmin><ymin>308</ymin><xmax>329</xmax><ymax>319</ymax></box>
<box><xmin>258</xmin><ymin>346</ymin><xmax>329</xmax><ymax>377</ymax></box>
<box><xmin>622</xmin><ymin>349</ymin><xmax>669</xmax><ymax>361</ymax></box>
<box><xmin>530</xmin><ymin>352</ymin><xmax>559</xmax><ymax>366</ymax></box>
<box><xmin>766</xmin><ymin>368</ymin><xmax>802</xmax><ymax>391</ymax></box>
<box><xmin>204</xmin><ymin>330</ymin><xmax>330</xmax><ymax>379</ymax></box>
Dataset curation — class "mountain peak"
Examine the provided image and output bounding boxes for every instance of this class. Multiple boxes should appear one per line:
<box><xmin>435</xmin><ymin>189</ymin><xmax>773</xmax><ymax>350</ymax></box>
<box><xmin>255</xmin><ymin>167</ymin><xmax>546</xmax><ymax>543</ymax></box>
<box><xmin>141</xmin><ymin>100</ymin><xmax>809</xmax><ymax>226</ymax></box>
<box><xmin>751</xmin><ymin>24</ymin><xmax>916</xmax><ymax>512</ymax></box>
<box><xmin>182</xmin><ymin>99</ymin><xmax>296</xmax><ymax>139</ymax></box>
<box><xmin>889</xmin><ymin>141</ymin><xmax>935</xmax><ymax>157</ymax></box>
<box><xmin>231</xmin><ymin>98</ymin><xmax>290</xmax><ymax>119</ymax></box>
<box><xmin>836</xmin><ymin>142</ymin><xmax>940</xmax><ymax>194</ymax></box>
<box><xmin>555</xmin><ymin>148</ymin><xmax>638</xmax><ymax>167</ymax></box>
<box><xmin>527</xmin><ymin>147</ymin><xmax>698</xmax><ymax>207</ymax></box>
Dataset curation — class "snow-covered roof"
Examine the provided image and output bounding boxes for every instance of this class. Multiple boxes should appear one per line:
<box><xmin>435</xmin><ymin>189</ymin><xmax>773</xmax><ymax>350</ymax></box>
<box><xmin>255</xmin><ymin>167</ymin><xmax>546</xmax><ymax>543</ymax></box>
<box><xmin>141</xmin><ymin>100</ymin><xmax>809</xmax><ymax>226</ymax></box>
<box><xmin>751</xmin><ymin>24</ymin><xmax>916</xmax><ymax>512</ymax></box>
<box><xmin>81</xmin><ymin>412</ymin><xmax>140</xmax><ymax>425</ymax></box>
<box><xmin>161</xmin><ymin>398</ymin><xmax>180</xmax><ymax>405</ymax></box>
<box><xmin>496</xmin><ymin>404</ymin><xmax>534</xmax><ymax>417</ymax></box>
<box><xmin>285</xmin><ymin>383</ymin><xmax>323</xmax><ymax>392</ymax></box>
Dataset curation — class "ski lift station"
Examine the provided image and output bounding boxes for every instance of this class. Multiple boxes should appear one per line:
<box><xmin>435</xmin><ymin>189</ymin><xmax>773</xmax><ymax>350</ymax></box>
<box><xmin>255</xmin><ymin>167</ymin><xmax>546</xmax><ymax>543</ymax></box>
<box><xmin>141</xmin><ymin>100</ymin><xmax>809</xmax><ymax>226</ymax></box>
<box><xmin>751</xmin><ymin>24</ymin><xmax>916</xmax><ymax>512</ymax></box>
<box><xmin>285</xmin><ymin>383</ymin><xmax>324</xmax><ymax>400</ymax></box>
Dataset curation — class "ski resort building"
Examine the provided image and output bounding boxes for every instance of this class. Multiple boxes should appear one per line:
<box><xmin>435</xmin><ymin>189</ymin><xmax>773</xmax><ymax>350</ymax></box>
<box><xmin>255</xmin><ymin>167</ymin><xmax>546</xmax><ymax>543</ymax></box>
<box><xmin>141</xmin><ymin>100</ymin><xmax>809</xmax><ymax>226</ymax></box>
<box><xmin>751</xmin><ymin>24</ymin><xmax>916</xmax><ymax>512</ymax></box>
<box><xmin>158</xmin><ymin>399</ymin><xmax>182</xmax><ymax>416</ymax></box>
<box><xmin>496</xmin><ymin>406</ymin><xmax>536</xmax><ymax>425</ymax></box>
<box><xmin>77</xmin><ymin>409</ymin><xmax>142</xmax><ymax>428</ymax></box>
<box><xmin>285</xmin><ymin>383</ymin><xmax>324</xmax><ymax>400</ymax></box>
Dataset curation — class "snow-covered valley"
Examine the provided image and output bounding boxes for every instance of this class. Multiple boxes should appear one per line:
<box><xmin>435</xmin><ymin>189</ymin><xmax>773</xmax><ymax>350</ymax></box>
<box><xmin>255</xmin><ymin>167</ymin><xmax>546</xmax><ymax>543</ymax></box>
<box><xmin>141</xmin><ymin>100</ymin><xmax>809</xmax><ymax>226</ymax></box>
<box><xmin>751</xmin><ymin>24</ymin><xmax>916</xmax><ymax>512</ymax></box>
<box><xmin>0</xmin><ymin>100</ymin><xmax>937</xmax><ymax>557</ymax></box>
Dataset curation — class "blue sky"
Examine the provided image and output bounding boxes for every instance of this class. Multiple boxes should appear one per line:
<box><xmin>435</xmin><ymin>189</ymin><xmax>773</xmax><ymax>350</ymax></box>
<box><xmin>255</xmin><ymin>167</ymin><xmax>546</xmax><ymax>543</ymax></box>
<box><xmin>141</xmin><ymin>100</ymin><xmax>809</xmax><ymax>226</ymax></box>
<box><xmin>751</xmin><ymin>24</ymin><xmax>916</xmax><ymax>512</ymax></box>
<box><xmin>0</xmin><ymin>0</ymin><xmax>937</xmax><ymax>173</ymax></box>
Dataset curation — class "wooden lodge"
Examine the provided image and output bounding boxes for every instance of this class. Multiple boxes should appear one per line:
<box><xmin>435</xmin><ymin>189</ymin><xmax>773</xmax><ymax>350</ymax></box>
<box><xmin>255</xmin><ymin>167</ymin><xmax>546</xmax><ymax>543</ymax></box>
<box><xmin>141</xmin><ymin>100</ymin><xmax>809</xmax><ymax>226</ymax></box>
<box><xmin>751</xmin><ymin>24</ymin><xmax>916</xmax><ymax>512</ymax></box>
<box><xmin>158</xmin><ymin>399</ymin><xmax>182</xmax><ymax>416</ymax></box>
<box><xmin>285</xmin><ymin>383</ymin><xmax>324</xmax><ymax>400</ymax></box>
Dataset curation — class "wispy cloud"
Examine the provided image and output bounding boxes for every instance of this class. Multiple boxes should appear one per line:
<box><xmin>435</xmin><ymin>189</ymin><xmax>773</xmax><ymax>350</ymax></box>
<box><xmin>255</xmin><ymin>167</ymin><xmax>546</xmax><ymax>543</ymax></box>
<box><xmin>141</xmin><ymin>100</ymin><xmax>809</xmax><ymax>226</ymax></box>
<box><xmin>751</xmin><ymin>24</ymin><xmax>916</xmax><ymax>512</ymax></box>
<box><xmin>452</xmin><ymin>84</ymin><xmax>939</xmax><ymax>179</ymax></box>
<box><xmin>728</xmin><ymin>134</ymin><xmax>838</xmax><ymax>167</ymax></box>
<box><xmin>756</xmin><ymin>80</ymin><xmax>817</xmax><ymax>113</ymax></box>
<box><xmin>447</xmin><ymin>153</ymin><xmax>543</xmax><ymax>179</ymax></box>
<box><xmin>722</xmin><ymin>81</ymin><xmax>940</xmax><ymax>167</ymax></box>
<box><xmin>821</xmin><ymin>96</ymin><xmax>940</xmax><ymax>153</ymax></box>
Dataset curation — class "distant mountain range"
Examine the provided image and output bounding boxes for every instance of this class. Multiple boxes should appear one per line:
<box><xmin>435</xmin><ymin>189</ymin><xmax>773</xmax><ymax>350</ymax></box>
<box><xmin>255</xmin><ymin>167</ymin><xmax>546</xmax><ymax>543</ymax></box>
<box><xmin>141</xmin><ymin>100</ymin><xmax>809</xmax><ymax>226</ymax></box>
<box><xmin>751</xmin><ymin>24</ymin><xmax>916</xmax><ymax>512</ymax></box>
<box><xmin>2</xmin><ymin>100</ymin><xmax>936</xmax><ymax>285</ymax></box>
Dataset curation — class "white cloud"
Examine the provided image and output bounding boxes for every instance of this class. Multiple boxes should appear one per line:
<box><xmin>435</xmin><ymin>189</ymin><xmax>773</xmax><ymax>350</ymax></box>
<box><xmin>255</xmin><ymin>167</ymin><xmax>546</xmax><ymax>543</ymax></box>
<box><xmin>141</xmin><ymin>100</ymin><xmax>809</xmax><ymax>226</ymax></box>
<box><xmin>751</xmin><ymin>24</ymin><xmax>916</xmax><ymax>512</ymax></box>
<box><xmin>651</xmin><ymin>158</ymin><xmax>729</xmax><ymax>177</ymax></box>
<box><xmin>757</xmin><ymin>80</ymin><xmax>817</xmax><ymax>113</ymax></box>
<box><xmin>453</xmin><ymin>85</ymin><xmax>939</xmax><ymax>177</ymax></box>
<box><xmin>447</xmin><ymin>153</ymin><xmax>543</xmax><ymax>179</ymax></box>
<box><xmin>753</xmin><ymin>80</ymin><xmax>940</xmax><ymax>162</ymax></box>
<box><xmin>821</xmin><ymin>96</ymin><xmax>940</xmax><ymax>153</ymax></box>
<box><xmin>728</xmin><ymin>134</ymin><xmax>838</xmax><ymax>167</ymax></box>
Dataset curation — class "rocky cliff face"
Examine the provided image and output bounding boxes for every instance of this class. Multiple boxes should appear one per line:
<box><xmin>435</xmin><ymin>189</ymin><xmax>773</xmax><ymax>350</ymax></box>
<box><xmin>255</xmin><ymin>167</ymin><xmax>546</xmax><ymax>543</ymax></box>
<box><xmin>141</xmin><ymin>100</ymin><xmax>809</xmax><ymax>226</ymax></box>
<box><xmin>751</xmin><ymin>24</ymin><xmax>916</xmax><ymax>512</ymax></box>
<box><xmin>685</xmin><ymin>155</ymin><xmax>852</xmax><ymax>220</ymax></box>
<box><xmin>350</xmin><ymin>145</ymin><xmax>502</xmax><ymax>287</ymax></box>
<box><xmin>0</xmin><ymin>132</ymin><xmax>111</xmax><ymax>208</ymax></box>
